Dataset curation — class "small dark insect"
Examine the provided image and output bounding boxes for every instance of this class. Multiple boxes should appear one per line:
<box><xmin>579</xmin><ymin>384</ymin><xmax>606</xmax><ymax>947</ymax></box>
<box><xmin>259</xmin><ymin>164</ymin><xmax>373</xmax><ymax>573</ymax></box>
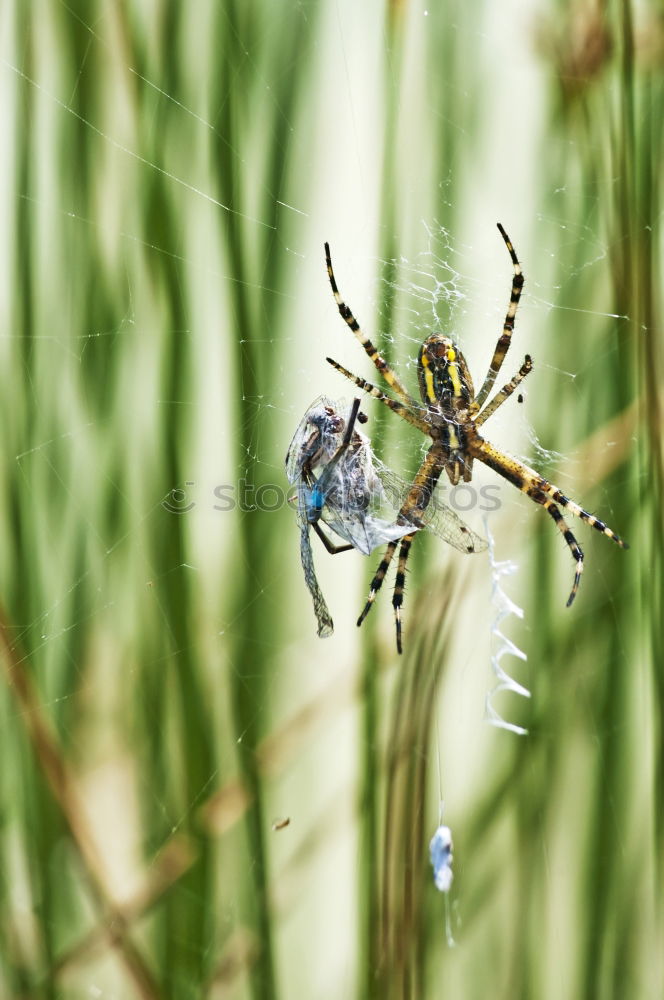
<box><xmin>325</xmin><ymin>224</ymin><xmax>628</xmax><ymax>653</ymax></box>
<box><xmin>272</xmin><ymin>817</ymin><xmax>291</xmax><ymax>831</ymax></box>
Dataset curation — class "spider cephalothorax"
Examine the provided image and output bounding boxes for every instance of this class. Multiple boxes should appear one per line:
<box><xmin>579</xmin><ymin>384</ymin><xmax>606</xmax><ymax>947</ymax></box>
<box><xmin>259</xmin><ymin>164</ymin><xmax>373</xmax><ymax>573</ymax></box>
<box><xmin>418</xmin><ymin>336</ymin><xmax>475</xmax><ymax>415</ymax></box>
<box><xmin>324</xmin><ymin>225</ymin><xmax>628</xmax><ymax>653</ymax></box>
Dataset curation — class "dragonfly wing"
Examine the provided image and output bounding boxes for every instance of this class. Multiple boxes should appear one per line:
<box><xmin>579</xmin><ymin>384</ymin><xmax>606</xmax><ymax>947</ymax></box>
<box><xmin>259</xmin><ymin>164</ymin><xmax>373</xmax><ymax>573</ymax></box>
<box><xmin>321</xmin><ymin>506</ymin><xmax>415</xmax><ymax>556</ymax></box>
<box><xmin>359</xmin><ymin>515</ymin><xmax>416</xmax><ymax>553</ymax></box>
<box><xmin>413</xmin><ymin>495</ymin><xmax>487</xmax><ymax>554</ymax></box>
<box><xmin>375</xmin><ymin>464</ymin><xmax>488</xmax><ymax>555</ymax></box>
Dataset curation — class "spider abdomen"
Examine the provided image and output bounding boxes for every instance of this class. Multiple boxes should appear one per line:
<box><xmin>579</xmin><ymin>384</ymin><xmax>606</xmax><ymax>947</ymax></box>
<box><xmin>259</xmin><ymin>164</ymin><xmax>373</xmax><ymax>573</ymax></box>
<box><xmin>440</xmin><ymin>424</ymin><xmax>475</xmax><ymax>484</ymax></box>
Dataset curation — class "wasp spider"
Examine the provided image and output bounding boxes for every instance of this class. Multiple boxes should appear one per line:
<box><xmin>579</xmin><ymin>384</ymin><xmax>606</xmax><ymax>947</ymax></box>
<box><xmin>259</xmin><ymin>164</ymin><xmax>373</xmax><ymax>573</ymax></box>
<box><xmin>325</xmin><ymin>225</ymin><xmax>628</xmax><ymax>654</ymax></box>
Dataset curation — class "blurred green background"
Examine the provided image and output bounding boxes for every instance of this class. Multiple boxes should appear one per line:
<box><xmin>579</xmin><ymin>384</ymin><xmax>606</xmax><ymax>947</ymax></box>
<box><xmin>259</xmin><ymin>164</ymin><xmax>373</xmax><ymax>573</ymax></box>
<box><xmin>0</xmin><ymin>1</ymin><xmax>661</xmax><ymax>998</ymax></box>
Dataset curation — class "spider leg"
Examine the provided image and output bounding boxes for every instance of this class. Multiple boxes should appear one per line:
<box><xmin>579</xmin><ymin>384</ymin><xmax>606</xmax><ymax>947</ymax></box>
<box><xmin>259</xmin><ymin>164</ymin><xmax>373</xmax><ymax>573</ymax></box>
<box><xmin>357</xmin><ymin>540</ymin><xmax>400</xmax><ymax>627</ymax></box>
<box><xmin>325</xmin><ymin>242</ymin><xmax>413</xmax><ymax>405</ymax></box>
<box><xmin>473</xmin><ymin>438</ymin><xmax>629</xmax><ymax>549</ymax></box>
<box><xmin>472</xmin><ymin>437</ymin><xmax>628</xmax><ymax>602</ymax></box>
<box><xmin>326</xmin><ymin>357</ymin><xmax>430</xmax><ymax>434</ymax></box>
<box><xmin>540</xmin><ymin>499</ymin><xmax>584</xmax><ymax>606</ymax></box>
<box><xmin>363</xmin><ymin>444</ymin><xmax>442</xmax><ymax>652</ymax></box>
<box><xmin>309</xmin><ymin>397</ymin><xmax>362</xmax><ymax>510</ymax></box>
<box><xmin>475</xmin><ymin>355</ymin><xmax>533</xmax><ymax>428</ymax></box>
<box><xmin>474</xmin><ymin>223</ymin><xmax>525</xmax><ymax>410</ymax></box>
<box><xmin>304</xmin><ymin>397</ymin><xmax>364</xmax><ymax>526</ymax></box>
<box><xmin>547</xmin><ymin>486</ymin><xmax>629</xmax><ymax>549</ymax></box>
<box><xmin>392</xmin><ymin>533</ymin><xmax>416</xmax><ymax>654</ymax></box>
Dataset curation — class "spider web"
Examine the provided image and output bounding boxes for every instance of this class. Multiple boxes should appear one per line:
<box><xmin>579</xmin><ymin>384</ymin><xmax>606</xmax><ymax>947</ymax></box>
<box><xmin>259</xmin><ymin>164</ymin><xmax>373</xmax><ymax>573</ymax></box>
<box><xmin>0</xmin><ymin>1</ymin><xmax>642</xmax><ymax>996</ymax></box>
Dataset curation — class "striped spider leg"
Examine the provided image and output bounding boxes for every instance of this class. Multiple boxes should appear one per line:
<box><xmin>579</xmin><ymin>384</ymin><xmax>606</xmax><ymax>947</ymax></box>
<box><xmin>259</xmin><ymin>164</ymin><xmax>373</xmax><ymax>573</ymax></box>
<box><xmin>325</xmin><ymin>226</ymin><xmax>628</xmax><ymax>652</ymax></box>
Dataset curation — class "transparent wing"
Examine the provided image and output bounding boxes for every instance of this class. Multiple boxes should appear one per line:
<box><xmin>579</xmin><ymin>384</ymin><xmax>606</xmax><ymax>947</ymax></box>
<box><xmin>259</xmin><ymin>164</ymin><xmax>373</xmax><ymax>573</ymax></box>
<box><xmin>320</xmin><ymin>506</ymin><xmax>414</xmax><ymax>556</ymax></box>
<box><xmin>285</xmin><ymin>396</ymin><xmax>342</xmax><ymax>484</ymax></box>
<box><xmin>299</xmin><ymin>522</ymin><xmax>334</xmax><ymax>638</ymax></box>
<box><xmin>375</xmin><ymin>463</ymin><xmax>488</xmax><ymax>555</ymax></box>
<box><xmin>292</xmin><ymin>476</ymin><xmax>412</xmax><ymax>557</ymax></box>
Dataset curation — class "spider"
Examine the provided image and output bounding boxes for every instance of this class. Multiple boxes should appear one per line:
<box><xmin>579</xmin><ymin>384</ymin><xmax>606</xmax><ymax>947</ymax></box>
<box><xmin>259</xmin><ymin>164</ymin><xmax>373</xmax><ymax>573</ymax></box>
<box><xmin>325</xmin><ymin>224</ymin><xmax>629</xmax><ymax>654</ymax></box>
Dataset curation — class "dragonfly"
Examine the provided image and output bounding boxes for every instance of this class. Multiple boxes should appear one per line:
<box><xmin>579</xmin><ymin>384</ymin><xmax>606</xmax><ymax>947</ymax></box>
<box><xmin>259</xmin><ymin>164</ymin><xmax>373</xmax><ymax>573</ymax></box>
<box><xmin>286</xmin><ymin>397</ymin><xmax>487</xmax><ymax>640</ymax></box>
<box><xmin>286</xmin><ymin>397</ymin><xmax>413</xmax><ymax>637</ymax></box>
